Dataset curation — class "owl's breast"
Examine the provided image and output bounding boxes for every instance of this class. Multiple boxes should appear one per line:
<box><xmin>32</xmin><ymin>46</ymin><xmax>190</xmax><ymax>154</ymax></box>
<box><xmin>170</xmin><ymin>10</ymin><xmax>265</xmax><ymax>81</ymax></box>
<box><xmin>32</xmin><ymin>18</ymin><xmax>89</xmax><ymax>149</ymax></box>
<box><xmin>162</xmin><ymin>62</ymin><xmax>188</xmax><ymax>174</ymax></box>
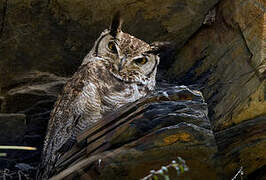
<box><xmin>99</xmin><ymin>76</ymin><xmax>148</xmax><ymax>114</ymax></box>
<box><xmin>71</xmin><ymin>60</ymin><xmax>152</xmax><ymax>117</ymax></box>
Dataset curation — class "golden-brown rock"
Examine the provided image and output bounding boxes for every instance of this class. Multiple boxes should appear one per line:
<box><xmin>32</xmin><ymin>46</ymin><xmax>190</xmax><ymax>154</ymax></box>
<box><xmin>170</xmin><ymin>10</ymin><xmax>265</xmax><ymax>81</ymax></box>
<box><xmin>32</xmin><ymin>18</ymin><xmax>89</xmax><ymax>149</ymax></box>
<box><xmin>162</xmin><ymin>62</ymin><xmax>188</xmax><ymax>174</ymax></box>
<box><xmin>168</xmin><ymin>0</ymin><xmax>265</xmax><ymax>131</ymax></box>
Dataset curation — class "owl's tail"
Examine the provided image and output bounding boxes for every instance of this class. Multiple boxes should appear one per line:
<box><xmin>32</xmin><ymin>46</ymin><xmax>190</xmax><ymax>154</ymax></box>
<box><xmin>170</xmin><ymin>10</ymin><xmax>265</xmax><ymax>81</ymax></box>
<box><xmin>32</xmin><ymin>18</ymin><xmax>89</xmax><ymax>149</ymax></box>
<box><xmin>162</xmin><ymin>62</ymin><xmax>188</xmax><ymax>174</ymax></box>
<box><xmin>36</xmin><ymin>137</ymin><xmax>62</xmax><ymax>180</ymax></box>
<box><xmin>37</xmin><ymin>152</ymin><xmax>61</xmax><ymax>180</ymax></box>
<box><xmin>37</xmin><ymin>137</ymin><xmax>76</xmax><ymax>179</ymax></box>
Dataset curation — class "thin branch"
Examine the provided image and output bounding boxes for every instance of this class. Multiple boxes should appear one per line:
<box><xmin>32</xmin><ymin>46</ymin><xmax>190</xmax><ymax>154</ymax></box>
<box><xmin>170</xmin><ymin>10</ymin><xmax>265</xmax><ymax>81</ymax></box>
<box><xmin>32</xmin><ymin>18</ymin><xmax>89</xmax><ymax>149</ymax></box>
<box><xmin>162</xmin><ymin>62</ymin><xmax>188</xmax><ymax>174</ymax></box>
<box><xmin>231</xmin><ymin>166</ymin><xmax>244</xmax><ymax>180</ymax></box>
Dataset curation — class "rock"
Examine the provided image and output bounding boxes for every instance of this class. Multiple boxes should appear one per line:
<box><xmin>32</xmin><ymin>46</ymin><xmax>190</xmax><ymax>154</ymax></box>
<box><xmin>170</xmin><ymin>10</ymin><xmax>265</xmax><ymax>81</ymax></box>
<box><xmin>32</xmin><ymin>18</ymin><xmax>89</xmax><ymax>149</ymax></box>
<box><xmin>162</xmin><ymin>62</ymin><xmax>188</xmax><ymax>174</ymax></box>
<box><xmin>0</xmin><ymin>96</ymin><xmax>4</xmax><ymax>111</ymax></box>
<box><xmin>0</xmin><ymin>72</ymin><xmax>67</xmax><ymax>171</ymax></box>
<box><xmin>70</xmin><ymin>123</ymin><xmax>217</xmax><ymax>180</ymax></box>
<box><xmin>44</xmin><ymin>85</ymin><xmax>266</xmax><ymax>180</ymax></box>
<box><xmin>47</xmin><ymin>85</ymin><xmax>217</xmax><ymax>179</ymax></box>
<box><xmin>0</xmin><ymin>113</ymin><xmax>26</xmax><ymax>144</ymax></box>
<box><xmin>214</xmin><ymin>116</ymin><xmax>266</xmax><ymax>178</ymax></box>
<box><xmin>166</xmin><ymin>1</ymin><xmax>266</xmax><ymax>177</ymax></box>
<box><xmin>0</xmin><ymin>0</ymin><xmax>219</xmax><ymax>91</ymax></box>
<box><xmin>168</xmin><ymin>0</ymin><xmax>265</xmax><ymax>131</ymax></box>
<box><xmin>1</xmin><ymin>71</ymin><xmax>67</xmax><ymax>113</ymax></box>
<box><xmin>2</xmin><ymin>71</ymin><xmax>67</xmax><ymax>93</ymax></box>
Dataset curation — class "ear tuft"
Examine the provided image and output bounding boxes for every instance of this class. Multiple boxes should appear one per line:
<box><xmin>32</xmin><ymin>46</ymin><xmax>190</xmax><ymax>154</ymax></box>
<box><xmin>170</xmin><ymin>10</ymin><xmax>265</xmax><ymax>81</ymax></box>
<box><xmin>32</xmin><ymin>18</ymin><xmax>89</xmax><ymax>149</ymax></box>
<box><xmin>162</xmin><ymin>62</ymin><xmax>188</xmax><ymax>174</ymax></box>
<box><xmin>110</xmin><ymin>11</ymin><xmax>123</xmax><ymax>37</ymax></box>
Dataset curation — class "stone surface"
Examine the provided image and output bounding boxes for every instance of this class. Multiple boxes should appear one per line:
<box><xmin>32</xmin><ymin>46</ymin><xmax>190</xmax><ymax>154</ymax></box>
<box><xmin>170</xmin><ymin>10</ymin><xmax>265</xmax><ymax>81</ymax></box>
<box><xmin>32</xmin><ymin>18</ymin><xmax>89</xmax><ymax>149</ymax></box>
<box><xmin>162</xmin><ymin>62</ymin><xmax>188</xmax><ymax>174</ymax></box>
<box><xmin>48</xmin><ymin>85</ymin><xmax>218</xmax><ymax>180</ymax></box>
<box><xmin>0</xmin><ymin>72</ymin><xmax>67</xmax><ymax>172</ymax></box>
<box><xmin>1</xmin><ymin>71</ymin><xmax>67</xmax><ymax>113</ymax></box>
<box><xmin>0</xmin><ymin>113</ymin><xmax>26</xmax><ymax>144</ymax></box>
<box><xmin>51</xmin><ymin>91</ymin><xmax>266</xmax><ymax>180</ymax></box>
<box><xmin>0</xmin><ymin>96</ymin><xmax>4</xmax><ymax>111</ymax></box>
<box><xmin>89</xmin><ymin>123</ymin><xmax>217</xmax><ymax>180</ymax></box>
<box><xmin>168</xmin><ymin>0</ymin><xmax>265</xmax><ymax>131</ymax></box>
<box><xmin>0</xmin><ymin>0</ymin><xmax>219</xmax><ymax>91</ymax></box>
<box><xmin>214</xmin><ymin>116</ymin><xmax>266</xmax><ymax>179</ymax></box>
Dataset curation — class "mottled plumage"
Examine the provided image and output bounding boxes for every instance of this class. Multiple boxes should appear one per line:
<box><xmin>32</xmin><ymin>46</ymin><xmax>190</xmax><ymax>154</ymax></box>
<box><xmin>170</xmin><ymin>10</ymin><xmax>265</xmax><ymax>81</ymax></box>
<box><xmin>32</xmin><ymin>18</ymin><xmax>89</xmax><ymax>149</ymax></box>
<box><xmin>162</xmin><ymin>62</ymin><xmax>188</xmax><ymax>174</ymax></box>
<box><xmin>38</xmin><ymin>13</ymin><xmax>164</xmax><ymax>179</ymax></box>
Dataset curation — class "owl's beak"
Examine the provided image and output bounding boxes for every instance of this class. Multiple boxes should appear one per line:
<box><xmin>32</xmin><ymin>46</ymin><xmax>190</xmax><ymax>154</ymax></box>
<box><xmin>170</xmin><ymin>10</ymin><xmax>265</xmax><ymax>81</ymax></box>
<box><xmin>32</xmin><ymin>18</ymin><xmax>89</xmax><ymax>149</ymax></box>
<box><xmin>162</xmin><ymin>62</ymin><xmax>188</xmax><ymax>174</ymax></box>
<box><xmin>118</xmin><ymin>56</ymin><xmax>127</xmax><ymax>71</ymax></box>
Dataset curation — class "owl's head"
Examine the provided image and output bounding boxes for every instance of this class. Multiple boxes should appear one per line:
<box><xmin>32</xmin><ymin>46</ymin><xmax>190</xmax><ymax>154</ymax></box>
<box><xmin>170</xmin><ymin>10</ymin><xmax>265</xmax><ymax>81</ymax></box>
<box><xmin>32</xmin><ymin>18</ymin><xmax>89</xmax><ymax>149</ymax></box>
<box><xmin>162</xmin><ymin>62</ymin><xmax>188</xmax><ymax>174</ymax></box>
<box><xmin>84</xmin><ymin>12</ymin><xmax>168</xmax><ymax>90</ymax></box>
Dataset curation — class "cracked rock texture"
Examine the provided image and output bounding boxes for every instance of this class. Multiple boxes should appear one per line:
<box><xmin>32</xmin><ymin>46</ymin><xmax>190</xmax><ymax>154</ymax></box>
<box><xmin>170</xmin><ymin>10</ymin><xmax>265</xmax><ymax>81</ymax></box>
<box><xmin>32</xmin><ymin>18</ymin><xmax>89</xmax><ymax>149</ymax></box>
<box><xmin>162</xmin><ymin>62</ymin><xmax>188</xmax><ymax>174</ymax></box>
<box><xmin>0</xmin><ymin>0</ymin><xmax>265</xmax><ymax>179</ymax></box>
<box><xmin>168</xmin><ymin>0</ymin><xmax>265</xmax><ymax>131</ymax></box>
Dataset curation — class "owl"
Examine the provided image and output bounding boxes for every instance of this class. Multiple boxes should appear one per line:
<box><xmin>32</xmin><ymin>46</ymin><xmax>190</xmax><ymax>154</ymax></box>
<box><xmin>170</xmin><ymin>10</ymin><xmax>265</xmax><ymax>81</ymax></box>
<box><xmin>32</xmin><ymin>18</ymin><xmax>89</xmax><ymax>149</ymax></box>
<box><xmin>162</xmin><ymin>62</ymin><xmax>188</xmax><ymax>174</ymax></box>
<box><xmin>38</xmin><ymin>12</ymin><xmax>166</xmax><ymax>179</ymax></box>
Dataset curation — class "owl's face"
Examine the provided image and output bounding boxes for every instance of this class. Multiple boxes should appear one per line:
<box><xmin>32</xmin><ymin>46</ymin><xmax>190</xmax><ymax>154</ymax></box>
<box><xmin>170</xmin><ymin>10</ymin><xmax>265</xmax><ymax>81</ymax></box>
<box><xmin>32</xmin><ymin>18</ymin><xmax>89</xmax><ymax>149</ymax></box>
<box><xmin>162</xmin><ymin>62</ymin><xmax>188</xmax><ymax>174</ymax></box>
<box><xmin>83</xmin><ymin>13</ymin><xmax>165</xmax><ymax>89</ymax></box>
<box><xmin>94</xmin><ymin>31</ymin><xmax>159</xmax><ymax>85</ymax></box>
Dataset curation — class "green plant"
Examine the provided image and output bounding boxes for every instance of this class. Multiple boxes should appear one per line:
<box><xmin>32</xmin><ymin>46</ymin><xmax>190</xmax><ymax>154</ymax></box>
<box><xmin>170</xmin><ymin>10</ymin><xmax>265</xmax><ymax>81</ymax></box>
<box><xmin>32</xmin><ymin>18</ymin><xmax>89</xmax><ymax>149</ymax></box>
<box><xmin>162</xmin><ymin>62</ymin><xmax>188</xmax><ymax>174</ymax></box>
<box><xmin>141</xmin><ymin>157</ymin><xmax>189</xmax><ymax>180</ymax></box>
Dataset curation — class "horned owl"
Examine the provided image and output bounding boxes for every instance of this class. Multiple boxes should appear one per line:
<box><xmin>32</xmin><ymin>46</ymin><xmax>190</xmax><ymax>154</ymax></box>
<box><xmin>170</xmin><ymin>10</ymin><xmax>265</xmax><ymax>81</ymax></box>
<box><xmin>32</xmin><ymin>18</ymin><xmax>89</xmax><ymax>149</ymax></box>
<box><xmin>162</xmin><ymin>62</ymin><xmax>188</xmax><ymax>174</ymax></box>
<box><xmin>38</xmin><ymin>13</ymin><xmax>165</xmax><ymax>179</ymax></box>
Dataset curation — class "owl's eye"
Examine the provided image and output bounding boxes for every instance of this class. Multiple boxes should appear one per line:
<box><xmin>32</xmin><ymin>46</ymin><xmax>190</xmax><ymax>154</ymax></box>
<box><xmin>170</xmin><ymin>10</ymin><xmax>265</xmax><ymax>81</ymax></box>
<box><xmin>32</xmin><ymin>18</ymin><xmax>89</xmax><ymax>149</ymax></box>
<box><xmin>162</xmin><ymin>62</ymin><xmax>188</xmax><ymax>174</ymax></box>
<box><xmin>134</xmin><ymin>57</ymin><xmax>148</xmax><ymax>65</ymax></box>
<box><xmin>107</xmin><ymin>41</ymin><xmax>117</xmax><ymax>53</ymax></box>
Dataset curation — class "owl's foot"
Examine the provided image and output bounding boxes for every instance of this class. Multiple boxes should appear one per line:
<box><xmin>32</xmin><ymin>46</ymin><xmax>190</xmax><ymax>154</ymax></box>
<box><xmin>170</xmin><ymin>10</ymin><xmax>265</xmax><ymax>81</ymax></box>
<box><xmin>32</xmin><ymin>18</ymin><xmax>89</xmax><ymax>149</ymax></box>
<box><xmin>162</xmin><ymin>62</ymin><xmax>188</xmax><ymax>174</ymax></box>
<box><xmin>58</xmin><ymin>138</ymin><xmax>77</xmax><ymax>153</ymax></box>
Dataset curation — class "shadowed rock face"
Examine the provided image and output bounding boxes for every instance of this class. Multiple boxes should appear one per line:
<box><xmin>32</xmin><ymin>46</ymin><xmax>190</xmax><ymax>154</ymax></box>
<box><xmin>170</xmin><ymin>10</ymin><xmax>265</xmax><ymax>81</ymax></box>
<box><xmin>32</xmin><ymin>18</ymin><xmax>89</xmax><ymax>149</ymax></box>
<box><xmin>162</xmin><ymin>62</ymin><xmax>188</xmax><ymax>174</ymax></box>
<box><xmin>168</xmin><ymin>0</ymin><xmax>265</xmax><ymax>131</ymax></box>
<box><xmin>0</xmin><ymin>0</ymin><xmax>265</xmax><ymax>179</ymax></box>
<box><xmin>0</xmin><ymin>0</ymin><xmax>219</xmax><ymax>92</ymax></box>
<box><xmin>0</xmin><ymin>113</ymin><xmax>26</xmax><ymax>144</ymax></box>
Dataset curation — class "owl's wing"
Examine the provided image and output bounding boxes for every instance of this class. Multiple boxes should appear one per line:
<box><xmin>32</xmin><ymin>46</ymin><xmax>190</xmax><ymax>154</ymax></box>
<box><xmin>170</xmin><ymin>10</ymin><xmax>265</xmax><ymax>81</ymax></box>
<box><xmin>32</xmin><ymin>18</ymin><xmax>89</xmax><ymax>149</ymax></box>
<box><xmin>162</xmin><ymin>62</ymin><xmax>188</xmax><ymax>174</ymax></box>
<box><xmin>39</xmin><ymin>61</ymin><xmax>106</xmax><ymax>179</ymax></box>
<box><xmin>39</xmin><ymin>112</ymin><xmax>83</xmax><ymax>179</ymax></box>
<box><xmin>41</xmin><ymin>65</ymin><xmax>91</xmax><ymax>171</ymax></box>
<box><xmin>41</xmin><ymin>91</ymin><xmax>81</xmax><ymax>164</ymax></box>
